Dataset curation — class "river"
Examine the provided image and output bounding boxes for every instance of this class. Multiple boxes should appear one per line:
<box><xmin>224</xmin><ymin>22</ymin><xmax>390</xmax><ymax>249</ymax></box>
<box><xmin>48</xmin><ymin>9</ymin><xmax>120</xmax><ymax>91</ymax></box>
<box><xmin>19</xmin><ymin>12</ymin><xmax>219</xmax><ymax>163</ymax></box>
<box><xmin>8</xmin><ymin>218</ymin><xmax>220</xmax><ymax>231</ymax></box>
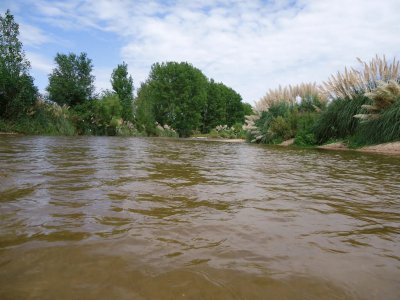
<box><xmin>0</xmin><ymin>136</ymin><xmax>399</xmax><ymax>299</ymax></box>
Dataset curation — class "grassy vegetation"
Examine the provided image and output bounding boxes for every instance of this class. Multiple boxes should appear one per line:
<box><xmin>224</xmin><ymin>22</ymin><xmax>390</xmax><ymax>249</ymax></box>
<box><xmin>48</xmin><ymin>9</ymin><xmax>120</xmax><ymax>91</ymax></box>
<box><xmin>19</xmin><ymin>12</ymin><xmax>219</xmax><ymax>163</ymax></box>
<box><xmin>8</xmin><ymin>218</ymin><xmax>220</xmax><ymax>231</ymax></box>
<box><xmin>247</xmin><ymin>55</ymin><xmax>400</xmax><ymax>148</ymax></box>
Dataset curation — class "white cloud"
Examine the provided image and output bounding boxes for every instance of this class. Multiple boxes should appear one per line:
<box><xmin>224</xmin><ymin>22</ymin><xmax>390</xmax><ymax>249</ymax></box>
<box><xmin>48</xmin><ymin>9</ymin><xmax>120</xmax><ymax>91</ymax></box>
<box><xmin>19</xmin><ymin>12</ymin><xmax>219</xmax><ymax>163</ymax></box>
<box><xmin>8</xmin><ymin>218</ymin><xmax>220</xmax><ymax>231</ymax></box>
<box><xmin>93</xmin><ymin>67</ymin><xmax>113</xmax><ymax>94</ymax></box>
<box><xmin>19</xmin><ymin>23</ymin><xmax>50</xmax><ymax>47</ymax></box>
<box><xmin>12</xmin><ymin>0</ymin><xmax>400</xmax><ymax>104</ymax></box>
<box><xmin>25</xmin><ymin>51</ymin><xmax>53</xmax><ymax>74</ymax></box>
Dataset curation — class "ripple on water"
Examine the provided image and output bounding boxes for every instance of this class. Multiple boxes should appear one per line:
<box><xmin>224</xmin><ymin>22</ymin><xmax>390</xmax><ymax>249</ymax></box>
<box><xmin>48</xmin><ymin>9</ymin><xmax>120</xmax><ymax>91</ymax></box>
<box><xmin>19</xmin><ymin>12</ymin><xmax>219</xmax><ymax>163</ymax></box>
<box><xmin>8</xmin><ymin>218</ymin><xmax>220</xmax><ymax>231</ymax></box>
<box><xmin>0</xmin><ymin>136</ymin><xmax>399</xmax><ymax>299</ymax></box>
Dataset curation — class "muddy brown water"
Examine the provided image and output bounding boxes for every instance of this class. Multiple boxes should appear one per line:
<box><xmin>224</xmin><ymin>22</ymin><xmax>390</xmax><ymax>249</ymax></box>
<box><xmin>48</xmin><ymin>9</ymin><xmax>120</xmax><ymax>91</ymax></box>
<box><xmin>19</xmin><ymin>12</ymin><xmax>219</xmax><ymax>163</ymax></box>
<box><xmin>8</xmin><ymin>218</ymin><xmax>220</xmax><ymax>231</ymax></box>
<box><xmin>0</xmin><ymin>136</ymin><xmax>399</xmax><ymax>299</ymax></box>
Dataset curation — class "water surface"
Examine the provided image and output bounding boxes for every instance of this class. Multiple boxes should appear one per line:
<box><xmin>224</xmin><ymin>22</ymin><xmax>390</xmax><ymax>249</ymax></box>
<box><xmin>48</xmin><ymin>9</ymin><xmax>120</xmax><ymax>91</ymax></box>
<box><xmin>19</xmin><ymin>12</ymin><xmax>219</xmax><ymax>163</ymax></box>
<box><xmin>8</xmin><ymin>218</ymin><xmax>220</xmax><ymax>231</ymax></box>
<box><xmin>0</xmin><ymin>136</ymin><xmax>399</xmax><ymax>299</ymax></box>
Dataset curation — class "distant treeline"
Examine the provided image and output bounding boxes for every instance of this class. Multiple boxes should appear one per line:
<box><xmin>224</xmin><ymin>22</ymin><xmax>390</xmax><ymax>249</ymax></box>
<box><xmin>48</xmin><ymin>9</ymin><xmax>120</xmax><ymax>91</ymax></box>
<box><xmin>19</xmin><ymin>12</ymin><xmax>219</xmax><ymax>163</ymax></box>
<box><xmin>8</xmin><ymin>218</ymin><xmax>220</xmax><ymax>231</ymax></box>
<box><xmin>0</xmin><ymin>10</ymin><xmax>252</xmax><ymax>137</ymax></box>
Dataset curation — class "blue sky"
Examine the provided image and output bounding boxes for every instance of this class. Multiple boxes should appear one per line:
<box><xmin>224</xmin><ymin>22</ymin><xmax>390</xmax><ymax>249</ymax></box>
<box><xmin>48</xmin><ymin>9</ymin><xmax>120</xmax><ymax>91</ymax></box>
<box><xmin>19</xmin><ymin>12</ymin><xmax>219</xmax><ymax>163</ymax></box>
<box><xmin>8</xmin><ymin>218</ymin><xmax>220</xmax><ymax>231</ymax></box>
<box><xmin>1</xmin><ymin>0</ymin><xmax>399</xmax><ymax>104</ymax></box>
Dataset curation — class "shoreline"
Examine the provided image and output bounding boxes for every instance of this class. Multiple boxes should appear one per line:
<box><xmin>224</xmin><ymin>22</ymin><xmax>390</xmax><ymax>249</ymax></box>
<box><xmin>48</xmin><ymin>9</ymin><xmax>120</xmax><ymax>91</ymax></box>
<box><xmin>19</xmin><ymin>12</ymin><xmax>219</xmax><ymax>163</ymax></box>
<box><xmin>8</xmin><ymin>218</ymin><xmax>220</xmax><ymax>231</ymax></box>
<box><xmin>317</xmin><ymin>141</ymin><xmax>400</xmax><ymax>155</ymax></box>
<box><xmin>2</xmin><ymin>131</ymin><xmax>399</xmax><ymax>155</ymax></box>
<box><xmin>188</xmin><ymin>137</ymin><xmax>245</xmax><ymax>143</ymax></box>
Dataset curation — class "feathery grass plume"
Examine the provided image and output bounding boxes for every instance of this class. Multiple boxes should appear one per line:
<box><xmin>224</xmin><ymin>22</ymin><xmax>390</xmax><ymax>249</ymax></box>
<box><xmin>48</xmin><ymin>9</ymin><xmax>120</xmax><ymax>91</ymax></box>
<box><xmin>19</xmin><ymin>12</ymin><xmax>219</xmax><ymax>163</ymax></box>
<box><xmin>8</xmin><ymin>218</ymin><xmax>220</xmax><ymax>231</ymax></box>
<box><xmin>354</xmin><ymin>80</ymin><xmax>400</xmax><ymax>121</ymax></box>
<box><xmin>243</xmin><ymin>114</ymin><xmax>262</xmax><ymax>142</ymax></box>
<box><xmin>322</xmin><ymin>55</ymin><xmax>400</xmax><ymax>100</ymax></box>
<box><xmin>254</xmin><ymin>82</ymin><xmax>326</xmax><ymax>112</ymax></box>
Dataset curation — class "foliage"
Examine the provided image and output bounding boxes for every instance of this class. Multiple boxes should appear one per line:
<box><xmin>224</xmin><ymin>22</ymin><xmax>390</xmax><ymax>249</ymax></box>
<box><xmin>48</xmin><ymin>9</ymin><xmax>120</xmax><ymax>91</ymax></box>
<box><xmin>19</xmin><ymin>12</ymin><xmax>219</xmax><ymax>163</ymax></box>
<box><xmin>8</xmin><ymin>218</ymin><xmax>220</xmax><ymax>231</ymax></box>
<box><xmin>71</xmin><ymin>92</ymin><xmax>141</xmax><ymax>136</ymax></box>
<box><xmin>350</xmin><ymin>102</ymin><xmax>400</xmax><ymax>146</ymax></box>
<box><xmin>139</xmin><ymin>62</ymin><xmax>208</xmax><ymax>137</ymax></box>
<box><xmin>242</xmin><ymin>102</ymin><xmax>254</xmax><ymax>116</ymax></box>
<box><xmin>294</xmin><ymin>113</ymin><xmax>319</xmax><ymax>146</ymax></box>
<box><xmin>313</xmin><ymin>96</ymin><xmax>368</xmax><ymax>145</ymax></box>
<box><xmin>209</xmin><ymin>123</ymin><xmax>245</xmax><ymax>139</ymax></box>
<box><xmin>134</xmin><ymin>82</ymin><xmax>157</xmax><ymax>136</ymax></box>
<box><xmin>0</xmin><ymin>9</ymin><xmax>37</xmax><ymax>119</ymax></box>
<box><xmin>322</xmin><ymin>55</ymin><xmax>400</xmax><ymax>100</ymax></box>
<box><xmin>354</xmin><ymin>80</ymin><xmax>400</xmax><ymax>121</ymax></box>
<box><xmin>246</xmin><ymin>98</ymin><xmax>323</xmax><ymax>145</ymax></box>
<box><xmin>0</xmin><ymin>100</ymin><xmax>75</xmax><ymax>135</ymax></box>
<box><xmin>201</xmin><ymin>79</ymin><xmax>245</xmax><ymax>133</ymax></box>
<box><xmin>155</xmin><ymin>123</ymin><xmax>179</xmax><ymax>137</ymax></box>
<box><xmin>47</xmin><ymin>52</ymin><xmax>95</xmax><ymax>106</ymax></box>
<box><xmin>93</xmin><ymin>92</ymin><xmax>122</xmax><ymax>135</ymax></box>
<box><xmin>249</xmin><ymin>101</ymin><xmax>293</xmax><ymax>144</ymax></box>
<box><xmin>111</xmin><ymin>62</ymin><xmax>134</xmax><ymax>121</ymax></box>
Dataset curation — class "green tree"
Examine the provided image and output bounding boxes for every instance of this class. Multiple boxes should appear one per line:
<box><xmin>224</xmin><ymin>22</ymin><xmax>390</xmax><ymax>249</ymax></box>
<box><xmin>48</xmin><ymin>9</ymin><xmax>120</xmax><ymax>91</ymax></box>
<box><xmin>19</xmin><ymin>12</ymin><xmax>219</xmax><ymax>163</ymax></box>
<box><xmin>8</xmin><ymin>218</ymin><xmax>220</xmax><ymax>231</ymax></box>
<box><xmin>111</xmin><ymin>62</ymin><xmax>134</xmax><ymax>121</ymax></box>
<box><xmin>0</xmin><ymin>10</ymin><xmax>37</xmax><ymax>119</ymax></box>
<box><xmin>47</xmin><ymin>52</ymin><xmax>95</xmax><ymax>106</ymax></box>
<box><xmin>224</xmin><ymin>86</ymin><xmax>244</xmax><ymax>126</ymax></box>
<box><xmin>135</xmin><ymin>82</ymin><xmax>156</xmax><ymax>135</ymax></box>
<box><xmin>201</xmin><ymin>79</ymin><xmax>226</xmax><ymax>133</ymax></box>
<box><xmin>201</xmin><ymin>80</ymin><xmax>245</xmax><ymax>132</ymax></box>
<box><xmin>143</xmin><ymin>62</ymin><xmax>208</xmax><ymax>137</ymax></box>
<box><xmin>242</xmin><ymin>102</ymin><xmax>253</xmax><ymax>116</ymax></box>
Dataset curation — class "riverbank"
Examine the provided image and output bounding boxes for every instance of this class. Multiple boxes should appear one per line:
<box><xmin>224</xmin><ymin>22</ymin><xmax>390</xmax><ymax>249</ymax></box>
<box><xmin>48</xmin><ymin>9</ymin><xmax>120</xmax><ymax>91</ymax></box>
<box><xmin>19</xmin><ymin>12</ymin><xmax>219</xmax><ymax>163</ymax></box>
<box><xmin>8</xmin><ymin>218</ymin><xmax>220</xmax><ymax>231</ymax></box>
<box><xmin>317</xmin><ymin>141</ymin><xmax>400</xmax><ymax>155</ymax></box>
<box><xmin>188</xmin><ymin>137</ymin><xmax>245</xmax><ymax>143</ymax></box>
<box><xmin>276</xmin><ymin>138</ymin><xmax>400</xmax><ymax>155</ymax></box>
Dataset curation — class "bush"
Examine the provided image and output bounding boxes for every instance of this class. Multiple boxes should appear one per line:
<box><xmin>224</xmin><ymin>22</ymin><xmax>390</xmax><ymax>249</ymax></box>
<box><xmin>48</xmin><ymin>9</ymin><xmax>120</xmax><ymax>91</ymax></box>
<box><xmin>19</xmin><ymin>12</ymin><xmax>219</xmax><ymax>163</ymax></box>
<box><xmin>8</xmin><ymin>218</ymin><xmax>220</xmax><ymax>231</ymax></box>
<box><xmin>154</xmin><ymin>123</ymin><xmax>179</xmax><ymax>137</ymax></box>
<box><xmin>0</xmin><ymin>100</ymin><xmax>75</xmax><ymax>135</ymax></box>
<box><xmin>294</xmin><ymin>112</ymin><xmax>319</xmax><ymax>146</ymax></box>
<box><xmin>211</xmin><ymin>123</ymin><xmax>245</xmax><ymax>139</ymax></box>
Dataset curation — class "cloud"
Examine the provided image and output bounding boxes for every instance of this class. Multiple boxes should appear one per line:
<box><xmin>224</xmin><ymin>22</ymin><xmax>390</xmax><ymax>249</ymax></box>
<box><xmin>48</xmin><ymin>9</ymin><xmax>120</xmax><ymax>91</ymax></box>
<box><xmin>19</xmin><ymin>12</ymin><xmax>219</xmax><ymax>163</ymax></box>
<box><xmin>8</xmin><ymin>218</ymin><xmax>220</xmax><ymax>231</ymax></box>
<box><xmin>93</xmin><ymin>66</ymin><xmax>113</xmax><ymax>94</ymax></box>
<box><xmin>7</xmin><ymin>0</ymin><xmax>400</xmax><ymax>104</ymax></box>
<box><xmin>19</xmin><ymin>23</ymin><xmax>50</xmax><ymax>47</ymax></box>
<box><xmin>25</xmin><ymin>51</ymin><xmax>53</xmax><ymax>74</ymax></box>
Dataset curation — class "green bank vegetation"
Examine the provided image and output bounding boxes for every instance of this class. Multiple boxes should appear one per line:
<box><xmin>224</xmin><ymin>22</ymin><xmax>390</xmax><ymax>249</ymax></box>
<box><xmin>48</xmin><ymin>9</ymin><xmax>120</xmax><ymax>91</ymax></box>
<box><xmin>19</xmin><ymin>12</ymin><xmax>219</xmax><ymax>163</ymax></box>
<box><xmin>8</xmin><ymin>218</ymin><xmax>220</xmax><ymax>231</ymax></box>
<box><xmin>1</xmin><ymin>9</ymin><xmax>399</xmax><ymax>146</ymax></box>
<box><xmin>246</xmin><ymin>56</ymin><xmax>400</xmax><ymax>147</ymax></box>
<box><xmin>0</xmin><ymin>10</ymin><xmax>249</xmax><ymax>138</ymax></box>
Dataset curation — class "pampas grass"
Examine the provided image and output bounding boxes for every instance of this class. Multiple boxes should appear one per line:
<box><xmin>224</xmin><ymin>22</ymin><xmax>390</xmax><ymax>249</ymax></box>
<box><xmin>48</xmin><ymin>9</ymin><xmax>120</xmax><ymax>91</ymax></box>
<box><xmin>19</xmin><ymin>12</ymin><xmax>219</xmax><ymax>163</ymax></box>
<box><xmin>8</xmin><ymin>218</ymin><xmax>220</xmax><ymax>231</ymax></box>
<box><xmin>322</xmin><ymin>55</ymin><xmax>400</xmax><ymax>100</ymax></box>
<box><xmin>255</xmin><ymin>82</ymin><xmax>327</xmax><ymax>112</ymax></box>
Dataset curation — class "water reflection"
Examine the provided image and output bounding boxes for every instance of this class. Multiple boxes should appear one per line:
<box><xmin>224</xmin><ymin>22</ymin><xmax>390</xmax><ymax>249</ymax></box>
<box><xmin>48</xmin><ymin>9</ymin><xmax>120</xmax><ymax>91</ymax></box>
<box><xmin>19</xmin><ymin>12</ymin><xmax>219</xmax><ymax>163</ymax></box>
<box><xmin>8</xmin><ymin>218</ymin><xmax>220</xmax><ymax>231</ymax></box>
<box><xmin>0</xmin><ymin>136</ymin><xmax>399</xmax><ymax>299</ymax></box>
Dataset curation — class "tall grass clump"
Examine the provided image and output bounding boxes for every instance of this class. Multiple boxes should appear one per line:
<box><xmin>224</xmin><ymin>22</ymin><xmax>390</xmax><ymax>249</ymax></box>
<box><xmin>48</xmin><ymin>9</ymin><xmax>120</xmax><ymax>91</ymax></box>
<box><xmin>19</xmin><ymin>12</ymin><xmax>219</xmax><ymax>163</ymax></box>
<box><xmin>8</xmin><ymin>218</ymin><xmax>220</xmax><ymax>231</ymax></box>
<box><xmin>351</xmin><ymin>80</ymin><xmax>400</xmax><ymax>145</ymax></box>
<box><xmin>313</xmin><ymin>96</ymin><xmax>369</xmax><ymax>144</ymax></box>
<box><xmin>315</xmin><ymin>55</ymin><xmax>400</xmax><ymax>145</ymax></box>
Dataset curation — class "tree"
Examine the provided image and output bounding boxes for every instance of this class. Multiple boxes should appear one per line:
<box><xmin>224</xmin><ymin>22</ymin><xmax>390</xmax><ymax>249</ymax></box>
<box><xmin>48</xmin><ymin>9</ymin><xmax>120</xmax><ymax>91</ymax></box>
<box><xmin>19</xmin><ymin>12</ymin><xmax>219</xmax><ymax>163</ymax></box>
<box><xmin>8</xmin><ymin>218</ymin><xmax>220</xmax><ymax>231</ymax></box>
<box><xmin>242</xmin><ymin>103</ymin><xmax>254</xmax><ymax>116</ymax></box>
<box><xmin>142</xmin><ymin>62</ymin><xmax>208</xmax><ymax>137</ymax></box>
<box><xmin>111</xmin><ymin>62</ymin><xmax>134</xmax><ymax>121</ymax></box>
<box><xmin>201</xmin><ymin>80</ymin><xmax>245</xmax><ymax>132</ymax></box>
<box><xmin>135</xmin><ymin>82</ymin><xmax>156</xmax><ymax>135</ymax></box>
<box><xmin>224</xmin><ymin>86</ymin><xmax>244</xmax><ymax>126</ymax></box>
<box><xmin>0</xmin><ymin>10</ymin><xmax>37</xmax><ymax>119</ymax></box>
<box><xmin>47</xmin><ymin>52</ymin><xmax>95</xmax><ymax>106</ymax></box>
<box><xmin>201</xmin><ymin>79</ymin><xmax>226</xmax><ymax>133</ymax></box>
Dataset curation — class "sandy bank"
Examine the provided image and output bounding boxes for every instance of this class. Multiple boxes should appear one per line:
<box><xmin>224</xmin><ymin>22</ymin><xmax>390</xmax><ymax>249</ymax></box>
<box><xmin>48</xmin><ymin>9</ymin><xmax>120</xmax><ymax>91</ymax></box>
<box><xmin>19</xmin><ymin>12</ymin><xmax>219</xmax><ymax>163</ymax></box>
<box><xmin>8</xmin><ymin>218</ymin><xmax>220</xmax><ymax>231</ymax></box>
<box><xmin>189</xmin><ymin>137</ymin><xmax>245</xmax><ymax>143</ymax></box>
<box><xmin>318</xmin><ymin>141</ymin><xmax>400</xmax><ymax>155</ymax></box>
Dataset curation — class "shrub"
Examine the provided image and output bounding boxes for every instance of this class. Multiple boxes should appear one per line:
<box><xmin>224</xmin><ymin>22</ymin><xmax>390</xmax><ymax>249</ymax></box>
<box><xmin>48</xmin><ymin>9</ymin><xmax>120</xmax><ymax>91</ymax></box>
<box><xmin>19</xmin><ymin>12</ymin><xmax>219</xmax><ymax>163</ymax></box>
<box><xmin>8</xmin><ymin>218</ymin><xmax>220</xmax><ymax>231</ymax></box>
<box><xmin>294</xmin><ymin>113</ymin><xmax>319</xmax><ymax>146</ymax></box>
<box><xmin>154</xmin><ymin>123</ymin><xmax>179</xmax><ymax>137</ymax></box>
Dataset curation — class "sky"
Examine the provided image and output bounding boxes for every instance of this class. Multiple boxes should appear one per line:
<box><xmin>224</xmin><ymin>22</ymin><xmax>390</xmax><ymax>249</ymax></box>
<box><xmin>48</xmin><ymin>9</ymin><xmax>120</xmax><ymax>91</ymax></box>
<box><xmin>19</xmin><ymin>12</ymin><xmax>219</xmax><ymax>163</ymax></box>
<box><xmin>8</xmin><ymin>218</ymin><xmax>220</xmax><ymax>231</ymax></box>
<box><xmin>1</xmin><ymin>0</ymin><xmax>399</xmax><ymax>105</ymax></box>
